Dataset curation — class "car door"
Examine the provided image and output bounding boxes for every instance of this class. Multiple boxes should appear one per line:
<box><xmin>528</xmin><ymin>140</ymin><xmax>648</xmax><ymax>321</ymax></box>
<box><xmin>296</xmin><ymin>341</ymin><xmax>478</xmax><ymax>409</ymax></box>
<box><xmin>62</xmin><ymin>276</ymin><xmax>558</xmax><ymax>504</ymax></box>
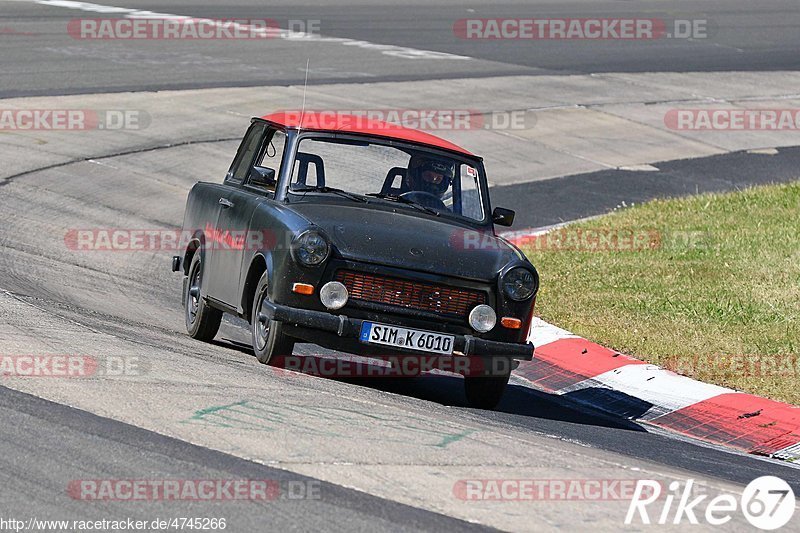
<box><xmin>208</xmin><ymin>125</ymin><xmax>291</xmax><ymax>308</ymax></box>
<box><xmin>206</xmin><ymin>122</ymin><xmax>269</xmax><ymax>307</ymax></box>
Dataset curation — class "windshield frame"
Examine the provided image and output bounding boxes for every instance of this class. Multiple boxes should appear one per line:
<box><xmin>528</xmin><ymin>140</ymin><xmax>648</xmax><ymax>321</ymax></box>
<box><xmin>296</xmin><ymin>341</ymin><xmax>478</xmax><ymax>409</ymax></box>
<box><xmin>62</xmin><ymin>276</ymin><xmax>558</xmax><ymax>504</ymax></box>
<box><xmin>278</xmin><ymin>131</ymin><xmax>492</xmax><ymax>227</ymax></box>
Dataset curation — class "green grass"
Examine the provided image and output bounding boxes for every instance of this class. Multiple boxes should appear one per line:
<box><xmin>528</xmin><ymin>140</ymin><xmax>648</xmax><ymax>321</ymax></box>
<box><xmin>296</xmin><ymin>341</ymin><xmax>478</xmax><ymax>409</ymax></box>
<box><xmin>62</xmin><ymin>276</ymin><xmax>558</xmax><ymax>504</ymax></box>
<box><xmin>520</xmin><ymin>182</ymin><xmax>800</xmax><ymax>404</ymax></box>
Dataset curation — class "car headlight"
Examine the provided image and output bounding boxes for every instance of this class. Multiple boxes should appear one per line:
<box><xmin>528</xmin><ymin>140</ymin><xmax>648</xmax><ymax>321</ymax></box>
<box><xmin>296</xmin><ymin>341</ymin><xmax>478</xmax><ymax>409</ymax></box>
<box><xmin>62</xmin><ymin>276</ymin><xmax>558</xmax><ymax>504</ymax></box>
<box><xmin>469</xmin><ymin>304</ymin><xmax>497</xmax><ymax>333</ymax></box>
<box><xmin>293</xmin><ymin>230</ymin><xmax>330</xmax><ymax>266</ymax></box>
<box><xmin>503</xmin><ymin>267</ymin><xmax>536</xmax><ymax>301</ymax></box>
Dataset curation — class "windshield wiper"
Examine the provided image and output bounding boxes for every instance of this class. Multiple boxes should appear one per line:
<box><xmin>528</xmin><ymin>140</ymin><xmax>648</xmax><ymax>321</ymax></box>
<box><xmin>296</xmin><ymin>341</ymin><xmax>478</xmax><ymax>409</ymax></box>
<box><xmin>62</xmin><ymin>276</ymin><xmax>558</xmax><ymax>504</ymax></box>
<box><xmin>291</xmin><ymin>185</ymin><xmax>368</xmax><ymax>203</ymax></box>
<box><xmin>366</xmin><ymin>193</ymin><xmax>440</xmax><ymax>216</ymax></box>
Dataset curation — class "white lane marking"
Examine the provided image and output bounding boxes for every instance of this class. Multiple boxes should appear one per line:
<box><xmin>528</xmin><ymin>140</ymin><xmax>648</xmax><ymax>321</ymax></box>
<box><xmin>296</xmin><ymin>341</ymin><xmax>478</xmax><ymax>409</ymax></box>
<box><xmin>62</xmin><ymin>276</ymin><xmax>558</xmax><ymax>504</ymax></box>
<box><xmin>773</xmin><ymin>443</ymin><xmax>800</xmax><ymax>462</ymax></box>
<box><xmin>25</xmin><ymin>0</ymin><xmax>472</xmax><ymax>61</ymax></box>
<box><xmin>617</xmin><ymin>164</ymin><xmax>660</xmax><ymax>172</ymax></box>
<box><xmin>527</xmin><ymin>316</ymin><xmax>579</xmax><ymax>347</ymax></box>
<box><xmin>747</xmin><ymin>148</ymin><xmax>779</xmax><ymax>155</ymax></box>
<box><xmin>557</xmin><ymin>364</ymin><xmax>732</xmax><ymax>420</ymax></box>
<box><xmin>498</xmin><ymin>216</ymin><xmax>605</xmax><ymax>245</ymax></box>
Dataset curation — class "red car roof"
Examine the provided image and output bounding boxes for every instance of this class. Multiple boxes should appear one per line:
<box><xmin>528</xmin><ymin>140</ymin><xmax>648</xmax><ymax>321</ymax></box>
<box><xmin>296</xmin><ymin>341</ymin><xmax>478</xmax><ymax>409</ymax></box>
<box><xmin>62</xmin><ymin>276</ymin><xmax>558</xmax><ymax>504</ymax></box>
<box><xmin>259</xmin><ymin>111</ymin><xmax>474</xmax><ymax>157</ymax></box>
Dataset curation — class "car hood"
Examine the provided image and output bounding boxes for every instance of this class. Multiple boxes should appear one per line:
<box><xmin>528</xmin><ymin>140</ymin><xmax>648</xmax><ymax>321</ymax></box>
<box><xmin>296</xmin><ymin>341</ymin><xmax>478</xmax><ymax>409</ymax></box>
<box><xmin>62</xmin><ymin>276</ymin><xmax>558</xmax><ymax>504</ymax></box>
<box><xmin>287</xmin><ymin>202</ymin><xmax>522</xmax><ymax>281</ymax></box>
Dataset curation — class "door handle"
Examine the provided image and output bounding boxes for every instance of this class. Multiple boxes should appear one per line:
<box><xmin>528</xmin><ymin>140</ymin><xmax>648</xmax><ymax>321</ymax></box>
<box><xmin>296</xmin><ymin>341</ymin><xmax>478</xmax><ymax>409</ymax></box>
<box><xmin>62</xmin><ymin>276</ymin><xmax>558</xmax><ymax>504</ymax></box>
<box><xmin>219</xmin><ymin>197</ymin><xmax>234</xmax><ymax>208</ymax></box>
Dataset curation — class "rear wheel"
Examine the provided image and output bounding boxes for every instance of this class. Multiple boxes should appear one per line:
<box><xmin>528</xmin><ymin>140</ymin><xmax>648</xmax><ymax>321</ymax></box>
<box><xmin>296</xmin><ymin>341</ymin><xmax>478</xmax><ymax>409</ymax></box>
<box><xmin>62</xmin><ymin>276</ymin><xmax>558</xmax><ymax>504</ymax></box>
<box><xmin>184</xmin><ymin>253</ymin><xmax>222</xmax><ymax>342</ymax></box>
<box><xmin>464</xmin><ymin>358</ymin><xmax>511</xmax><ymax>410</ymax></box>
<box><xmin>251</xmin><ymin>271</ymin><xmax>295</xmax><ymax>364</ymax></box>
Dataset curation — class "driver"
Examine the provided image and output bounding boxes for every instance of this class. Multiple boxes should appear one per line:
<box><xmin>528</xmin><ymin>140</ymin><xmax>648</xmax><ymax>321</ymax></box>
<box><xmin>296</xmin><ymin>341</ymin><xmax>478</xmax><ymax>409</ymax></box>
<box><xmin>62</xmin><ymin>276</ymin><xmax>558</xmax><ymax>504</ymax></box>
<box><xmin>403</xmin><ymin>155</ymin><xmax>455</xmax><ymax>199</ymax></box>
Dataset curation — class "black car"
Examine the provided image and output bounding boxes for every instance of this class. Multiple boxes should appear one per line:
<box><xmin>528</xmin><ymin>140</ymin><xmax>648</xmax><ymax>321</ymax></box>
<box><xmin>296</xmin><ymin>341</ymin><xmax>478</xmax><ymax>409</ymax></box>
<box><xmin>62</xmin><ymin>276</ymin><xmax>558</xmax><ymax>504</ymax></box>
<box><xmin>173</xmin><ymin>111</ymin><xmax>539</xmax><ymax>409</ymax></box>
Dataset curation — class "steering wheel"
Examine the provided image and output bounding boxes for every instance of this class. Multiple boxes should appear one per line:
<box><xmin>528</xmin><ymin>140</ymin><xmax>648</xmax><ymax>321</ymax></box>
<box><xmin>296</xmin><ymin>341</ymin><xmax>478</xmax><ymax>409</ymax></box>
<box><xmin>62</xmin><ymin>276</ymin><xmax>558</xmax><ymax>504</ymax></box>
<box><xmin>399</xmin><ymin>191</ymin><xmax>447</xmax><ymax>210</ymax></box>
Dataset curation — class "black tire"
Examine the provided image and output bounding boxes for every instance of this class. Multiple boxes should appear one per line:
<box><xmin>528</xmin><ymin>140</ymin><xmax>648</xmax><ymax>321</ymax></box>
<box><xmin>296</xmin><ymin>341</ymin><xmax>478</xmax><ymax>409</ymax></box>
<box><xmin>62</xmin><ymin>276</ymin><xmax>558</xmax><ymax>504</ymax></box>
<box><xmin>184</xmin><ymin>253</ymin><xmax>222</xmax><ymax>342</ymax></box>
<box><xmin>464</xmin><ymin>359</ymin><xmax>511</xmax><ymax>410</ymax></box>
<box><xmin>251</xmin><ymin>271</ymin><xmax>294</xmax><ymax>365</ymax></box>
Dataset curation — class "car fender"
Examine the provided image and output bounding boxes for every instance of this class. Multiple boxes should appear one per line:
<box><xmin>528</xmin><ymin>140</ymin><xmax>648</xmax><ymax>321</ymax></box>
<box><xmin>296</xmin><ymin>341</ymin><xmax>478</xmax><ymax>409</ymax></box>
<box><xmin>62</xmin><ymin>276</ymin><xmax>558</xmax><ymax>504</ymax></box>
<box><xmin>237</xmin><ymin>198</ymin><xmax>311</xmax><ymax>319</ymax></box>
<box><xmin>240</xmin><ymin>251</ymin><xmax>274</xmax><ymax>321</ymax></box>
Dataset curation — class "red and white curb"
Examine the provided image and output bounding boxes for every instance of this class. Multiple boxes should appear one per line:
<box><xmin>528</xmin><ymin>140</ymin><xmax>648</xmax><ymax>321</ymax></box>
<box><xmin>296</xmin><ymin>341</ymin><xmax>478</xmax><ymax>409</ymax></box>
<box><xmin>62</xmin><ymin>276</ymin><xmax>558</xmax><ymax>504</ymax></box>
<box><xmin>512</xmin><ymin>318</ymin><xmax>800</xmax><ymax>462</ymax></box>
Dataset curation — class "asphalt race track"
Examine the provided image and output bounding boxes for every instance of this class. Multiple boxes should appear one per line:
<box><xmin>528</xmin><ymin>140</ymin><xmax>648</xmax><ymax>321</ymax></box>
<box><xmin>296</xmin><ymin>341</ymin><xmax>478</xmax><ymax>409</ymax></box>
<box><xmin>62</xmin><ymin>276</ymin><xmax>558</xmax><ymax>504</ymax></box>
<box><xmin>1</xmin><ymin>0</ymin><xmax>799</xmax><ymax>97</ymax></box>
<box><xmin>1</xmin><ymin>1</ymin><xmax>799</xmax><ymax>531</ymax></box>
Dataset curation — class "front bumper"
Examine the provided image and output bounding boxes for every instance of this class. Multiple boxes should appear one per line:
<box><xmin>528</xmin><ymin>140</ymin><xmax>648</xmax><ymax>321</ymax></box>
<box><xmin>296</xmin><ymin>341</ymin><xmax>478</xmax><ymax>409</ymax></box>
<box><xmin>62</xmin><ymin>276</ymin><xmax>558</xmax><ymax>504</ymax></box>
<box><xmin>261</xmin><ymin>301</ymin><xmax>534</xmax><ymax>360</ymax></box>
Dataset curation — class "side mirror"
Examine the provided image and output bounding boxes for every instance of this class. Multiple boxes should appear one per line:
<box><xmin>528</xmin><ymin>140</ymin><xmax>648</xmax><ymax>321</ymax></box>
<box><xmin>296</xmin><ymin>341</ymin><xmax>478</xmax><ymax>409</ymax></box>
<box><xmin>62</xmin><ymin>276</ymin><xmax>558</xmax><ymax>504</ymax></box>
<box><xmin>249</xmin><ymin>166</ymin><xmax>276</xmax><ymax>188</ymax></box>
<box><xmin>492</xmin><ymin>207</ymin><xmax>515</xmax><ymax>227</ymax></box>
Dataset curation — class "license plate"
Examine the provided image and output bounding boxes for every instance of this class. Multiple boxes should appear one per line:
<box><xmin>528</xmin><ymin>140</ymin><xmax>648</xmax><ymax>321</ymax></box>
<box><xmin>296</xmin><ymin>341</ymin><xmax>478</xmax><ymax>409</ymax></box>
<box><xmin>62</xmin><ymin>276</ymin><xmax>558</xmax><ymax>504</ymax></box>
<box><xmin>359</xmin><ymin>322</ymin><xmax>454</xmax><ymax>355</ymax></box>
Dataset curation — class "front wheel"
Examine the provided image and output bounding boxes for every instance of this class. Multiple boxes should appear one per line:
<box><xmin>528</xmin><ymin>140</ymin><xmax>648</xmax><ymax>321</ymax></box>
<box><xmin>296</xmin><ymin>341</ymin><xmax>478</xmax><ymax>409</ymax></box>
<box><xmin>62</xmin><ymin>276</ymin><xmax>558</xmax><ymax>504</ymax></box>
<box><xmin>251</xmin><ymin>271</ymin><xmax>295</xmax><ymax>365</ymax></box>
<box><xmin>184</xmin><ymin>253</ymin><xmax>222</xmax><ymax>342</ymax></box>
<box><xmin>464</xmin><ymin>359</ymin><xmax>511</xmax><ymax>410</ymax></box>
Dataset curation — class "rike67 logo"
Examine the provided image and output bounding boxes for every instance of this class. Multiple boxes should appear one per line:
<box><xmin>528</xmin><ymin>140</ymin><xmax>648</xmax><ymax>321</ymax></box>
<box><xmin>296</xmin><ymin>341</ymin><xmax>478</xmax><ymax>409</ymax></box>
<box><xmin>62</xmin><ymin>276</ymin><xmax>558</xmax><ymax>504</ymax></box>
<box><xmin>626</xmin><ymin>476</ymin><xmax>796</xmax><ymax>530</ymax></box>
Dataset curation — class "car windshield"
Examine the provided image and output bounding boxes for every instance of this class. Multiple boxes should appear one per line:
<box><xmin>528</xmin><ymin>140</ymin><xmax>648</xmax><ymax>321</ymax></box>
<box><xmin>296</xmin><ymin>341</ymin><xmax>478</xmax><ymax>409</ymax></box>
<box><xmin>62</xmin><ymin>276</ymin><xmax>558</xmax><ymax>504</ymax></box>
<box><xmin>288</xmin><ymin>136</ymin><xmax>486</xmax><ymax>222</ymax></box>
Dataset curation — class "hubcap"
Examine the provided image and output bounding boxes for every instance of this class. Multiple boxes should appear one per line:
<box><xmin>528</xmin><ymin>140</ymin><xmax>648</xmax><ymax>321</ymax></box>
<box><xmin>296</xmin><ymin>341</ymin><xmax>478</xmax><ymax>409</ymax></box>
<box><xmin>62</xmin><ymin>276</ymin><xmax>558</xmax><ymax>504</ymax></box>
<box><xmin>254</xmin><ymin>288</ymin><xmax>270</xmax><ymax>350</ymax></box>
<box><xmin>187</xmin><ymin>264</ymin><xmax>201</xmax><ymax>324</ymax></box>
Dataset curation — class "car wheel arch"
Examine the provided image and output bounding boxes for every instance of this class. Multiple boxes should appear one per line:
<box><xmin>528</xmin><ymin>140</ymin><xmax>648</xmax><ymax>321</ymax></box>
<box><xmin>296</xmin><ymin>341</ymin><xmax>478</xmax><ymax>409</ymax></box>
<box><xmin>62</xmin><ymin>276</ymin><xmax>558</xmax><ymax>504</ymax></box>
<box><xmin>182</xmin><ymin>233</ymin><xmax>206</xmax><ymax>276</ymax></box>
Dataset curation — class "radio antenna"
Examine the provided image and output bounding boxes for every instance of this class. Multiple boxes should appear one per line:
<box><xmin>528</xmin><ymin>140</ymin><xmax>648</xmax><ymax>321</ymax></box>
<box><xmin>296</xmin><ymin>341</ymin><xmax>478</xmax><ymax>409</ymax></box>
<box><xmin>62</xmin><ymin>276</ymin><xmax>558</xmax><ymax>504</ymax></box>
<box><xmin>299</xmin><ymin>59</ymin><xmax>310</xmax><ymax>133</ymax></box>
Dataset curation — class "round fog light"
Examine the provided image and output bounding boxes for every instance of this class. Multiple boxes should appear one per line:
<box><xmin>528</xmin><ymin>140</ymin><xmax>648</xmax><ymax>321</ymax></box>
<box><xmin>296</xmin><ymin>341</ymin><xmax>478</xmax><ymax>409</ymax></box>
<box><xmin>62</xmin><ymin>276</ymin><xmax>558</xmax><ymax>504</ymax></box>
<box><xmin>469</xmin><ymin>304</ymin><xmax>497</xmax><ymax>333</ymax></box>
<box><xmin>320</xmin><ymin>281</ymin><xmax>348</xmax><ymax>310</ymax></box>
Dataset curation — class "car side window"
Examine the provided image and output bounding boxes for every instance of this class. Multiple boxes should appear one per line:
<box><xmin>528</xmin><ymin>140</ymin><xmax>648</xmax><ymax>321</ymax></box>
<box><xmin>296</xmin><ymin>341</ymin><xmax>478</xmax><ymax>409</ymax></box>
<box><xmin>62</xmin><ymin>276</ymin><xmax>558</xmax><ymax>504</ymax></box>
<box><xmin>228</xmin><ymin>123</ymin><xmax>267</xmax><ymax>184</ymax></box>
<box><xmin>258</xmin><ymin>130</ymin><xmax>286</xmax><ymax>171</ymax></box>
<box><xmin>244</xmin><ymin>129</ymin><xmax>286</xmax><ymax>195</ymax></box>
<box><xmin>458</xmin><ymin>164</ymin><xmax>483</xmax><ymax>220</ymax></box>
